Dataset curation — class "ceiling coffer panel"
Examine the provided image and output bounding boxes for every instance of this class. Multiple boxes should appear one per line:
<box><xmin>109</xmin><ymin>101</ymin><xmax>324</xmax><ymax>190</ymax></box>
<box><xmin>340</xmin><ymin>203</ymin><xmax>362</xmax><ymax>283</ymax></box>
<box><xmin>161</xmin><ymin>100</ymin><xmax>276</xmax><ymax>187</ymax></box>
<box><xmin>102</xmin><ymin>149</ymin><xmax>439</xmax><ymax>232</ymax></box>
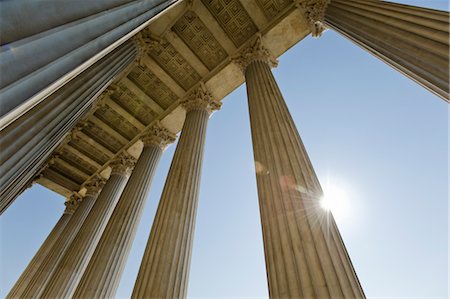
<box><xmin>172</xmin><ymin>10</ymin><xmax>228</xmax><ymax>70</ymax></box>
<box><xmin>200</xmin><ymin>0</ymin><xmax>258</xmax><ymax>47</ymax></box>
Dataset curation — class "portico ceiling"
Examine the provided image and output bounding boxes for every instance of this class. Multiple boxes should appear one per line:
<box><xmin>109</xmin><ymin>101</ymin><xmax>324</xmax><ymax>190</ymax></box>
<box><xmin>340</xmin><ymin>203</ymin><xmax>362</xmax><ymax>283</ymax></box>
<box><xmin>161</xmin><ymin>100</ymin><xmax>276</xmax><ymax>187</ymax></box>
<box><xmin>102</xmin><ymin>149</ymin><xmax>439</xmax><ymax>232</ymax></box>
<box><xmin>36</xmin><ymin>0</ymin><xmax>312</xmax><ymax>197</ymax></box>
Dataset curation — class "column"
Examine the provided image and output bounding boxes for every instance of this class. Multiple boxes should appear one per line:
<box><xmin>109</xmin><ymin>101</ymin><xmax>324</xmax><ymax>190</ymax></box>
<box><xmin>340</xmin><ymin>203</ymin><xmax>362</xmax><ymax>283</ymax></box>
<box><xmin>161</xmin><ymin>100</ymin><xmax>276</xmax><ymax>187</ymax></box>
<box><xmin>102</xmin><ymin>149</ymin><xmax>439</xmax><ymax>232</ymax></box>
<box><xmin>39</xmin><ymin>153</ymin><xmax>135</xmax><ymax>298</ymax></box>
<box><xmin>0</xmin><ymin>40</ymin><xmax>137</xmax><ymax>215</ymax></box>
<box><xmin>74</xmin><ymin>123</ymin><xmax>176</xmax><ymax>299</ymax></box>
<box><xmin>132</xmin><ymin>84</ymin><xmax>221</xmax><ymax>299</ymax></box>
<box><xmin>6</xmin><ymin>199</ymin><xmax>73</xmax><ymax>297</ymax></box>
<box><xmin>233</xmin><ymin>36</ymin><xmax>365</xmax><ymax>298</ymax></box>
<box><xmin>9</xmin><ymin>175</ymin><xmax>105</xmax><ymax>298</ymax></box>
<box><xmin>0</xmin><ymin>0</ymin><xmax>178</xmax><ymax>123</ymax></box>
<box><xmin>300</xmin><ymin>0</ymin><xmax>449</xmax><ymax>101</ymax></box>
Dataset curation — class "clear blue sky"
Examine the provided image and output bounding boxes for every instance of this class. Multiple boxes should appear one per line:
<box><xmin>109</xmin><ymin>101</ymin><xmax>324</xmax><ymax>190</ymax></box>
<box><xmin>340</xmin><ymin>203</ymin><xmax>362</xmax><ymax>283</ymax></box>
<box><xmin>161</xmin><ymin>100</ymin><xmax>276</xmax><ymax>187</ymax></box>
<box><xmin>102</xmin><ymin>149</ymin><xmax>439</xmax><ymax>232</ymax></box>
<box><xmin>1</xmin><ymin>1</ymin><xmax>448</xmax><ymax>298</ymax></box>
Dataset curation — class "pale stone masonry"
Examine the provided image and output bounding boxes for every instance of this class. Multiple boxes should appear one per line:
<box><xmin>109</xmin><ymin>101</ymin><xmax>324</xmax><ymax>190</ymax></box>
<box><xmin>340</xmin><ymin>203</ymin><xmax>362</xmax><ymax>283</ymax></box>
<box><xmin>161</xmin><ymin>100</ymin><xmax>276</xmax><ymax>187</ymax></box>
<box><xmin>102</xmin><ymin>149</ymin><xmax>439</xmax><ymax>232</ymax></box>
<box><xmin>132</xmin><ymin>84</ymin><xmax>221</xmax><ymax>298</ymax></box>
<box><xmin>234</xmin><ymin>36</ymin><xmax>365</xmax><ymax>298</ymax></box>
<box><xmin>3</xmin><ymin>1</ymin><xmax>448</xmax><ymax>298</ymax></box>
<box><xmin>8</xmin><ymin>178</ymin><xmax>105</xmax><ymax>299</ymax></box>
<box><xmin>73</xmin><ymin>124</ymin><xmax>176</xmax><ymax>299</ymax></box>
<box><xmin>6</xmin><ymin>198</ymin><xmax>74</xmax><ymax>298</ymax></box>
<box><xmin>39</xmin><ymin>154</ymin><xmax>135</xmax><ymax>298</ymax></box>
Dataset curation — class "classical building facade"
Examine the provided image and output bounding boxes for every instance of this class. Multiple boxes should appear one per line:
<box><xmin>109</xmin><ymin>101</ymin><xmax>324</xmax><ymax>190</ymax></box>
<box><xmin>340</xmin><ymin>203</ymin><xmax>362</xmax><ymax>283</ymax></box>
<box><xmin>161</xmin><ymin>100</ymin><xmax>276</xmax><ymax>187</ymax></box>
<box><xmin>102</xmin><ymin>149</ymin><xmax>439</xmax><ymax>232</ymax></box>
<box><xmin>1</xmin><ymin>0</ymin><xmax>448</xmax><ymax>298</ymax></box>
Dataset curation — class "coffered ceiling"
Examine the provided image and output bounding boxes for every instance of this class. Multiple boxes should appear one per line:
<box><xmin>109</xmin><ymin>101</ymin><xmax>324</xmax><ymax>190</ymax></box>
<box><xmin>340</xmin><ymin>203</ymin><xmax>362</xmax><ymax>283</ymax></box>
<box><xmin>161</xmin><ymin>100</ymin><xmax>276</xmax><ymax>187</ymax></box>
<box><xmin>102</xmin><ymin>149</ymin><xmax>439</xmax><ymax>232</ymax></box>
<box><xmin>37</xmin><ymin>0</ymin><xmax>312</xmax><ymax>197</ymax></box>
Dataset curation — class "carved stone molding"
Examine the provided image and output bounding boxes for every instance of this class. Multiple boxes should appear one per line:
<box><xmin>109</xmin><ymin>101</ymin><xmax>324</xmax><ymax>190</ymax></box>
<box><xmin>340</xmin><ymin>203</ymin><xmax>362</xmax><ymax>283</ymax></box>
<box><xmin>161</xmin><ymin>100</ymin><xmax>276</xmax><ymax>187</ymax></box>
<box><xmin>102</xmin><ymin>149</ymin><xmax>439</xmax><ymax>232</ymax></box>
<box><xmin>64</xmin><ymin>192</ymin><xmax>83</xmax><ymax>215</ymax></box>
<box><xmin>141</xmin><ymin>122</ymin><xmax>177</xmax><ymax>150</ymax></box>
<box><xmin>84</xmin><ymin>175</ymin><xmax>107</xmax><ymax>197</ymax></box>
<box><xmin>109</xmin><ymin>152</ymin><xmax>136</xmax><ymax>176</ymax></box>
<box><xmin>133</xmin><ymin>28</ymin><xmax>162</xmax><ymax>66</ymax></box>
<box><xmin>180</xmin><ymin>83</ymin><xmax>222</xmax><ymax>114</ymax></box>
<box><xmin>296</xmin><ymin>0</ymin><xmax>329</xmax><ymax>37</ymax></box>
<box><xmin>233</xmin><ymin>35</ymin><xmax>278</xmax><ymax>72</ymax></box>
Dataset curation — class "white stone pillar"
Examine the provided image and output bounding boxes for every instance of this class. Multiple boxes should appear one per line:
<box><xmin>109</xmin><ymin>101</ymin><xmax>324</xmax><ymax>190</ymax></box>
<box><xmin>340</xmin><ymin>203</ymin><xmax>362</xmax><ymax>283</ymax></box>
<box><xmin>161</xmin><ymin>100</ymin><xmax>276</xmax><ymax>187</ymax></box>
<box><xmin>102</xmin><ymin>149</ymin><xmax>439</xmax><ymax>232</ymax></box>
<box><xmin>6</xmin><ymin>200</ymin><xmax>73</xmax><ymax>298</ymax></box>
<box><xmin>0</xmin><ymin>40</ymin><xmax>137</xmax><ymax>215</ymax></box>
<box><xmin>233</xmin><ymin>36</ymin><xmax>365</xmax><ymax>298</ymax></box>
<box><xmin>300</xmin><ymin>0</ymin><xmax>450</xmax><ymax>101</ymax></box>
<box><xmin>39</xmin><ymin>153</ymin><xmax>135</xmax><ymax>298</ymax></box>
<box><xmin>9</xmin><ymin>176</ymin><xmax>105</xmax><ymax>298</ymax></box>
<box><xmin>73</xmin><ymin>123</ymin><xmax>176</xmax><ymax>299</ymax></box>
<box><xmin>132</xmin><ymin>84</ymin><xmax>221</xmax><ymax>299</ymax></box>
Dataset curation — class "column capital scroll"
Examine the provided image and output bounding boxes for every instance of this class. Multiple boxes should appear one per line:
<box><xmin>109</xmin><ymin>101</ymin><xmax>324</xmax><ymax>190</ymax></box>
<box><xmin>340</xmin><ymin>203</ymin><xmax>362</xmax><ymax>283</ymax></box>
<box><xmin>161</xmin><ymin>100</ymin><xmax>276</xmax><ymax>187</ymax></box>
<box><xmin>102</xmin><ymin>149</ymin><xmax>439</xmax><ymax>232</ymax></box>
<box><xmin>133</xmin><ymin>28</ymin><xmax>163</xmax><ymax>66</ymax></box>
<box><xmin>296</xmin><ymin>0</ymin><xmax>330</xmax><ymax>37</ymax></box>
<box><xmin>64</xmin><ymin>192</ymin><xmax>82</xmax><ymax>215</ymax></box>
<box><xmin>233</xmin><ymin>35</ymin><xmax>278</xmax><ymax>72</ymax></box>
<box><xmin>141</xmin><ymin>122</ymin><xmax>177</xmax><ymax>150</ymax></box>
<box><xmin>109</xmin><ymin>153</ymin><xmax>136</xmax><ymax>176</ymax></box>
<box><xmin>180</xmin><ymin>83</ymin><xmax>222</xmax><ymax>115</ymax></box>
<box><xmin>84</xmin><ymin>175</ymin><xmax>107</xmax><ymax>197</ymax></box>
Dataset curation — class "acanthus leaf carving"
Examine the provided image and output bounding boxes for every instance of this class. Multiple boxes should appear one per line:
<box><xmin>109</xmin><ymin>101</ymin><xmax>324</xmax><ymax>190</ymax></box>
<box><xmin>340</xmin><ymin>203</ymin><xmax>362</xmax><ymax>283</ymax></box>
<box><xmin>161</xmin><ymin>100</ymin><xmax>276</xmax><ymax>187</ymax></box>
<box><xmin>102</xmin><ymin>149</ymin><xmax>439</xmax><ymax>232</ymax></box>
<box><xmin>109</xmin><ymin>152</ymin><xmax>137</xmax><ymax>176</ymax></box>
<box><xmin>232</xmin><ymin>34</ymin><xmax>278</xmax><ymax>72</ymax></box>
<box><xmin>141</xmin><ymin>122</ymin><xmax>177</xmax><ymax>150</ymax></box>
<box><xmin>296</xmin><ymin>0</ymin><xmax>330</xmax><ymax>37</ymax></box>
<box><xmin>180</xmin><ymin>83</ymin><xmax>222</xmax><ymax>115</ymax></box>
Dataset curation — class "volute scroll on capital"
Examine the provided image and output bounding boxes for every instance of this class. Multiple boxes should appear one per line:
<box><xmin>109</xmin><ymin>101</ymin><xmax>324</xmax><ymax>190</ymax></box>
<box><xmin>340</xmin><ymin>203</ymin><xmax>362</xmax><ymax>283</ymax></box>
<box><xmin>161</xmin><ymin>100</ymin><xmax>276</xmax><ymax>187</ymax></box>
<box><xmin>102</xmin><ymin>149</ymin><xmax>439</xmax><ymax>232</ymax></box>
<box><xmin>180</xmin><ymin>83</ymin><xmax>222</xmax><ymax>115</ymax></box>
<box><xmin>141</xmin><ymin>122</ymin><xmax>177</xmax><ymax>150</ymax></box>
<box><xmin>133</xmin><ymin>27</ymin><xmax>163</xmax><ymax>66</ymax></box>
<box><xmin>232</xmin><ymin>35</ymin><xmax>278</xmax><ymax>72</ymax></box>
<box><xmin>64</xmin><ymin>192</ymin><xmax>83</xmax><ymax>215</ymax></box>
<box><xmin>83</xmin><ymin>175</ymin><xmax>107</xmax><ymax>197</ymax></box>
<box><xmin>109</xmin><ymin>152</ymin><xmax>137</xmax><ymax>176</ymax></box>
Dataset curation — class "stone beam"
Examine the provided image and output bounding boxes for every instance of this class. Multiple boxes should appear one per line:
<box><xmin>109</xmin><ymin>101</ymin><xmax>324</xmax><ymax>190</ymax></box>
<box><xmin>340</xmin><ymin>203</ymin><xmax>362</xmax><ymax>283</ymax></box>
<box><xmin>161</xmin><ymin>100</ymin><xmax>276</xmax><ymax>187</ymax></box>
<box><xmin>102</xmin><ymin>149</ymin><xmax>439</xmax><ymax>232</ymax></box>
<box><xmin>65</xmin><ymin>144</ymin><xmax>103</xmax><ymax>170</ymax></box>
<box><xmin>140</xmin><ymin>55</ymin><xmax>185</xmax><ymax>97</ymax></box>
<box><xmin>193</xmin><ymin>0</ymin><xmax>237</xmax><ymax>55</ymax></box>
<box><xmin>54</xmin><ymin>157</ymin><xmax>91</xmax><ymax>182</ymax></box>
<box><xmin>104</xmin><ymin>96</ymin><xmax>146</xmax><ymax>131</ymax></box>
<box><xmin>74</xmin><ymin>131</ymin><xmax>115</xmax><ymax>158</ymax></box>
<box><xmin>121</xmin><ymin>77</ymin><xmax>165</xmax><ymax>114</ymax></box>
<box><xmin>43</xmin><ymin>168</ymin><xmax>81</xmax><ymax>192</ymax></box>
<box><xmin>89</xmin><ymin>116</ymin><xmax>130</xmax><ymax>145</ymax></box>
<box><xmin>164</xmin><ymin>30</ymin><xmax>210</xmax><ymax>77</ymax></box>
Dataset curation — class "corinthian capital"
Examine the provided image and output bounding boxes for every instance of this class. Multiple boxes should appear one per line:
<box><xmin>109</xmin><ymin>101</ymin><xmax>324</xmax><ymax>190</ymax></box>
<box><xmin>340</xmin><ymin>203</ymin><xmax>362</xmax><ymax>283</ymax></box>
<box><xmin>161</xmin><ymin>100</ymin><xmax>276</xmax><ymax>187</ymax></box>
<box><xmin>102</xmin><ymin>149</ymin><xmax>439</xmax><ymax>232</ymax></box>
<box><xmin>64</xmin><ymin>192</ymin><xmax>82</xmax><ymax>215</ymax></box>
<box><xmin>109</xmin><ymin>153</ymin><xmax>137</xmax><ymax>176</ymax></box>
<box><xmin>233</xmin><ymin>35</ymin><xmax>278</xmax><ymax>72</ymax></box>
<box><xmin>180</xmin><ymin>83</ymin><xmax>222</xmax><ymax>115</ymax></box>
<box><xmin>84</xmin><ymin>175</ymin><xmax>107</xmax><ymax>197</ymax></box>
<box><xmin>296</xmin><ymin>0</ymin><xmax>330</xmax><ymax>37</ymax></box>
<box><xmin>133</xmin><ymin>27</ymin><xmax>163</xmax><ymax>65</ymax></box>
<box><xmin>142</xmin><ymin>122</ymin><xmax>177</xmax><ymax>150</ymax></box>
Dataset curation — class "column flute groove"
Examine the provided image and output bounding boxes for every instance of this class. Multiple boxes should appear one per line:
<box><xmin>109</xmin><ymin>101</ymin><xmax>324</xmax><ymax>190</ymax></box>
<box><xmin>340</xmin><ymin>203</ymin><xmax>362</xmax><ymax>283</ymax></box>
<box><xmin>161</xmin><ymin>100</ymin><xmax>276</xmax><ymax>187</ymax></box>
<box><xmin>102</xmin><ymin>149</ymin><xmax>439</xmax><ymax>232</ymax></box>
<box><xmin>39</xmin><ymin>153</ymin><xmax>135</xmax><ymax>299</ymax></box>
<box><xmin>8</xmin><ymin>176</ymin><xmax>105</xmax><ymax>299</ymax></box>
<box><xmin>233</xmin><ymin>36</ymin><xmax>365</xmax><ymax>298</ymax></box>
<box><xmin>6</xmin><ymin>200</ymin><xmax>72</xmax><ymax>298</ymax></box>
<box><xmin>73</xmin><ymin>123</ymin><xmax>176</xmax><ymax>299</ymax></box>
<box><xmin>132</xmin><ymin>83</ymin><xmax>221</xmax><ymax>299</ymax></box>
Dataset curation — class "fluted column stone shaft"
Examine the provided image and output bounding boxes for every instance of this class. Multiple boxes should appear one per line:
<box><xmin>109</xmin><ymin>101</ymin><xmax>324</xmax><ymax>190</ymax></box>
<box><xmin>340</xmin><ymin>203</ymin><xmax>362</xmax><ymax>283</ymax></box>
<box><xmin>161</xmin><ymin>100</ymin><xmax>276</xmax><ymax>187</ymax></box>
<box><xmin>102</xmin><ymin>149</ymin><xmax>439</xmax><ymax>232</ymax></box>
<box><xmin>234</xmin><ymin>37</ymin><xmax>365</xmax><ymax>298</ymax></box>
<box><xmin>39</xmin><ymin>154</ymin><xmax>135</xmax><ymax>299</ymax></box>
<box><xmin>0</xmin><ymin>40</ymin><xmax>137</xmax><ymax>215</ymax></box>
<box><xmin>74</xmin><ymin>124</ymin><xmax>176</xmax><ymax>299</ymax></box>
<box><xmin>6</xmin><ymin>203</ymin><xmax>73</xmax><ymax>298</ymax></box>
<box><xmin>319</xmin><ymin>0</ymin><xmax>449</xmax><ymax>101</ymax></box>
<box><xmin>0</xmin><ymin>0</ymin><xmax>178</xmax><ymax>123</ymax></box>
<box><xmin>9</xmin><ymin>178</ymin><xmax>104</xmax><ymax>298</ymax></box>
<box><xmin>132</xmin><ymin>84</ymin><xmax>221</xmax><ymax>299</ymax></box>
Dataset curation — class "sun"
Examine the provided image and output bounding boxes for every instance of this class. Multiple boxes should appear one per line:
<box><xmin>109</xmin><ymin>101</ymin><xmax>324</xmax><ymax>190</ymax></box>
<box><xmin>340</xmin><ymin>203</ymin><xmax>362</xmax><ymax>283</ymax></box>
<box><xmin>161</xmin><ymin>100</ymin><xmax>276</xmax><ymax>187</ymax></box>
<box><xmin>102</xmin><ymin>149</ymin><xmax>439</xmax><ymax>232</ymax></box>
<box><xmin>319</xmin><ymin>180</ymin><xmax>352</xmax><ymax>221</ymax></box>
